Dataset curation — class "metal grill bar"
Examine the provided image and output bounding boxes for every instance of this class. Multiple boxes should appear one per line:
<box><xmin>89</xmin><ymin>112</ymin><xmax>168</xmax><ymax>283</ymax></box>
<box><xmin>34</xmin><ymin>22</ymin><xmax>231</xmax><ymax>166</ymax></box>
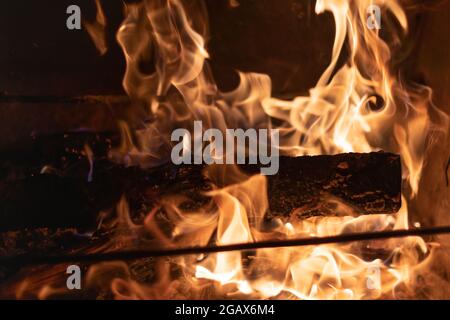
<box><xmin>2</xmin><ymin>225</ymin><xmax>450</xmax><ymax>267</ymax></box>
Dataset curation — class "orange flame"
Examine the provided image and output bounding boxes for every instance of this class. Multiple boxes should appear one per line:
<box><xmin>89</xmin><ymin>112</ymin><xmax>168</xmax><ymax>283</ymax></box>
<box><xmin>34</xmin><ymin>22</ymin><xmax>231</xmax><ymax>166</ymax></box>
<box><xmin>84</xmin><ymin>0</ymin><xmax>108</xmax><ymax>55</ymax></box>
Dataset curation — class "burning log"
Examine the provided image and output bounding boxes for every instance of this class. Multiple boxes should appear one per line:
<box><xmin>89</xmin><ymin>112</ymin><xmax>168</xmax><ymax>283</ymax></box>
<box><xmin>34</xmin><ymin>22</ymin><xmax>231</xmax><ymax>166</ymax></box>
<box><xmin>245</xmin><ymin>152</ymin><xmax>401</xmax><ymax>218</ymax></box>
<box><xmin>0</xmin><ymin>133</ymin><xmax>401</xmax><ymax>232</ymax></box>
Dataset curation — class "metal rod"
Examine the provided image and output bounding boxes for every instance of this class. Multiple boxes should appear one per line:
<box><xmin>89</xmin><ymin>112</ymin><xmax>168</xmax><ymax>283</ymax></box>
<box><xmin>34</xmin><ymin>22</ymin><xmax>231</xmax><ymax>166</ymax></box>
<box><xmin>2</xmin><ymin>225</ymin><xmax>450</xmax><ymax>267</ymax></box>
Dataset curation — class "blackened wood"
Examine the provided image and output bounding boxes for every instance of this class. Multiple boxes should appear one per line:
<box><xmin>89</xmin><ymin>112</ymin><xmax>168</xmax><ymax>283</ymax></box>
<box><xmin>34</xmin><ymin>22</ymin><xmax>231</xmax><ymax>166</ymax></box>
<box><xmin>0</xmin><ymin>95</ymin><xmax>139</xmax><ymax>150</ymax></box>
<box><xmin>0</xmin><ymin>175</ymin><xmax>95</xmax><ymax>232</ymax></box>
<box><xmin>264</xmin><ymin>153</ymin><xmax>401</xmax><ymax>218</ymax></box>
<box><xmin>0</xmin><ymin>133</ymin><xmax>401</xmax><ymax>231</ymax></box>
<box><xmin>0</xmin><ymin>132</ymin><xmax>210</xmax><ymax>231</ymax></box>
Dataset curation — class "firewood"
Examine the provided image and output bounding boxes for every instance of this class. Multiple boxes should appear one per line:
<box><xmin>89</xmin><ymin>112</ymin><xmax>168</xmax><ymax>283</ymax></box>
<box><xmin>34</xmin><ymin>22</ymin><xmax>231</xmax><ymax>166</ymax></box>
<box><xmin>250</xmin><ymin>153</ymin><xmax>401</xmax><ymax>219</ymax></box>
<box><xmin>0</xmin><ymin>133</ymin><xmax>401</xmax><ymax>232</ymax></box>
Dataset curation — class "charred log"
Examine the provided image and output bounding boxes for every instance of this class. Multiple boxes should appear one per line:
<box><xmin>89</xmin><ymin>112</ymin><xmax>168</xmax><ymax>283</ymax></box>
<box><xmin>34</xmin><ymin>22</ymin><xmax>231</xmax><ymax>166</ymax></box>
<box><xmin>0</xmin><ymin>133</ymin><xmax>401</xmax><ymax>232</ymax></box>
<box><xmin>248</xmin><ymin>153</ymin><xmax>402</xmax><ymax>219</ymax></box>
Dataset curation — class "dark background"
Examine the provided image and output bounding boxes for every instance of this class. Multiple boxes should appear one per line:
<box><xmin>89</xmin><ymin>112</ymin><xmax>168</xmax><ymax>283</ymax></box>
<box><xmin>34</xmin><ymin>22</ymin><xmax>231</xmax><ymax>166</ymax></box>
<box><xmin>2</xmin><ymin>1</ymin><xmax>448</xmax><ymax>137</ymax></box>
<box><xmin>0</xmin><ymin>0</ymin><xmax>336</xmax><ymax>97</ymax></box>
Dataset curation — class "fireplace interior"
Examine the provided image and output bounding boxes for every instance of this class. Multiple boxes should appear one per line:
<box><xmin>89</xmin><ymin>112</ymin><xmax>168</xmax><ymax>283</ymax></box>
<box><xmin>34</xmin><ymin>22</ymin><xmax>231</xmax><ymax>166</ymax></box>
<box><xmin>0</xmin><ymin>0</ymin><xmax>449</xmax><ymax>300</ymax></box>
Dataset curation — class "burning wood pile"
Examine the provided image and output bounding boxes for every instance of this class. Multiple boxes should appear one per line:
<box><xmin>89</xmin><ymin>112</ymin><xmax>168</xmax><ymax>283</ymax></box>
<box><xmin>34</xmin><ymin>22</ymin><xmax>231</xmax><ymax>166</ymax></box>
<box><xmin>0</xmin><ymin>0</ymin><xmax>449</xmax><ymax>300</ymax></box>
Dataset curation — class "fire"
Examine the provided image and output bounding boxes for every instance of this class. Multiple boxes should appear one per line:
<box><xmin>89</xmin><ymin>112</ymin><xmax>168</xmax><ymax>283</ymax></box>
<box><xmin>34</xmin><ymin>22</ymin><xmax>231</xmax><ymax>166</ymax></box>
<box><xmin>165</xmin><ymin>172</ymin><xmax>429</xmax><ymax>299</ymax></box>
<box><xmin>26</xmin><ymin>0</ymin><xmax>448</xmax><ymax>299</ymax></box>
<box><xmin>84</xmin><ymin>0</ymin><xmax>108</xmax><ymax>55</ymax></box>
<box><xmin>101</xmin><ymin>0</ymin><xmax>446</xmax><ymax>299</ymax></box>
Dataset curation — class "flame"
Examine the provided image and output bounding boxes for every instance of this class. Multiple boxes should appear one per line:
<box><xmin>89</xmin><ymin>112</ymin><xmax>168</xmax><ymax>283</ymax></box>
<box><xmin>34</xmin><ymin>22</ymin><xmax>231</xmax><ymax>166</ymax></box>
<box><xmin>23</xmin><ymin>0</ymin><xmax>449</xmax><ymax>300</ymax></box>
<box><xmin>168</xmin><ymin>171</ymin><xmax>430</xmax><ymax>300</ymax></box>
<box><xmin>84</xmin><ymin>0</ymin><xmax>108</xmax><ymax>55</ymax></box>
<box><xmin>103</xmin><ymin>0</ymin><xmax>447</xmax><ymax>299</ymax></box>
